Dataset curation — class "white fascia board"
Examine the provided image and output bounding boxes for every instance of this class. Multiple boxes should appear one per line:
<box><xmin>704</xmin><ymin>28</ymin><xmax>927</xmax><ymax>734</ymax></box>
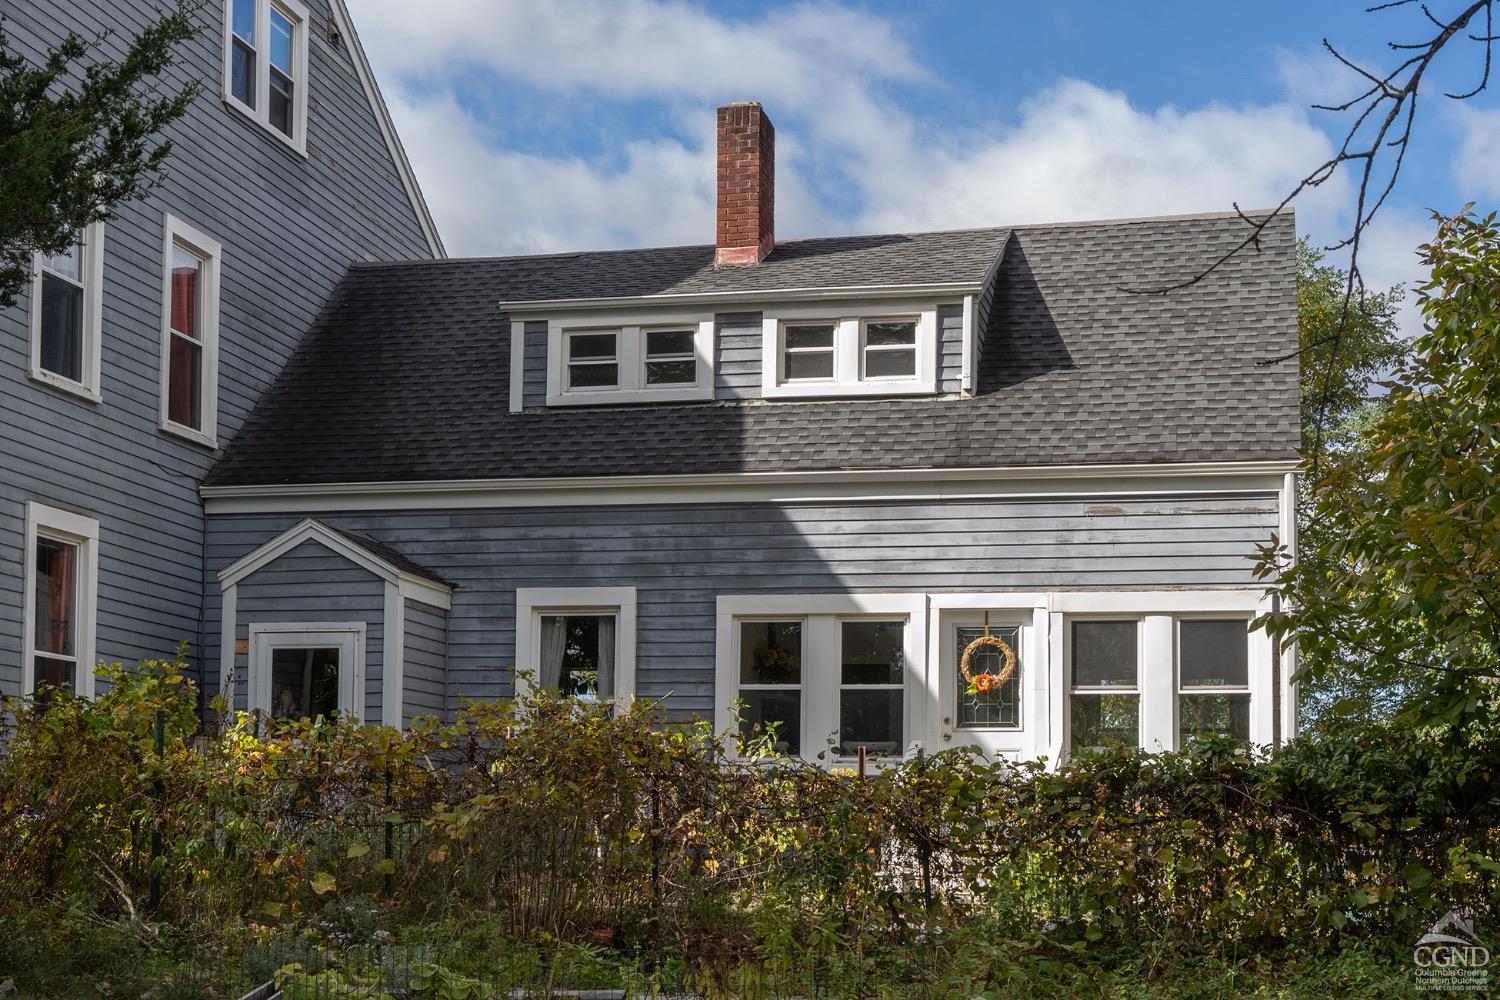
<box><xmin>201</xmin><ymin>460</ymin><xmax>1299</xmax><ymax>515</ymax></box>
<box><xmin>498</xmin><ymin>281</ymin><xmax>982</xmax><ymax>314</ymax></box>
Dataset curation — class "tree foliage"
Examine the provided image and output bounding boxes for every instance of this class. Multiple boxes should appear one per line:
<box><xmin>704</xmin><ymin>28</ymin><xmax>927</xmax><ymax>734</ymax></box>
<box><xmin>0</xmin><ymin>3</ymin><xmax>199</xmax><ymax>306</ymax></box>
<box><xmin>1261</xmin><ymin>209</ymin><xmax>1500</xmax><ymax>726</ymax></box>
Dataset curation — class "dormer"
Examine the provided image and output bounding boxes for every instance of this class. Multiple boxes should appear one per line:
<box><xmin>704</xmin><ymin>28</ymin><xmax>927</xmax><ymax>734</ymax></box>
<box><xmin>503</xmin><ymin>102</ymin><xmax>1007</xmax><ymax>412</ymax></box>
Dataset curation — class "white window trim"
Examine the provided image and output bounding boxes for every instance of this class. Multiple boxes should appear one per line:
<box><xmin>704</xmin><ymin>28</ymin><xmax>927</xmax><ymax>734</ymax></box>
<box><xmin>514</xmin><ymin>587</ymin><xmax>637</xmax><ymax>703</ymax></box>
<box><xmin>761</xmin><ymin>299</ymin><xmax>939</xmax><ymax>399</ymax></box>
<box><xmin>545</xmin><ymin>312</ymin><xmax>714</xmax><ymax>405</ymax></box>
<box><xmin>21</xmin><ymin>501</ymin><xmax>100</xmax><ymax>698</ymax></box>
<box><xmin>715</xmin><ymin>594</ymin><xmax>928</xmax><ymax>763</ymax></box>
<box><xmin>221</xmin><ymin>0</ymin><xmax>311</xmax><ymax>155</ymax></box>
<box><xmin>247</xmin><ymin>621</ymin><xmax>366</xmax><ymax>719</ymax></box>
<box><xmin>28</xmin><ymin>221</ymin><xmax>105</xmax><ymax>403</ymax></box>
<box><xmin>157</xmin><ymin>214</ymin><xmax>223</xmax><ymax>448</ymax></box>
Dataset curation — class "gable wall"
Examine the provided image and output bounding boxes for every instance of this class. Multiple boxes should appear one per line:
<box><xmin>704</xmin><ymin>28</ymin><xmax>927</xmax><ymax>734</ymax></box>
<box><xmin>0</xmin><ymin>0</ymin><xmax>435</xmax><ymax>697</ymax></box>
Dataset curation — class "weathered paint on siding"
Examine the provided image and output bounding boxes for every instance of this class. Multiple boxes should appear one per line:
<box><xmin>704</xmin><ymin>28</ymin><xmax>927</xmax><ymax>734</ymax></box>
<box><xmin>231</xmin><ymin>540</ymin><xmax>386</xmax><ymax>722</ymax></box>
<box><xmin>0</xmin><ymin>0</ymin><xmax>434</xmax><ymax>697</ymax></box>
<box><xmin>403</xmin><ymin>600</ymin><xmax>448</xmax><ymax>725</ymax></box>
<box><xmin>204</xmin><ymin>493</ymin><xmax>1279</xmax><ymax>721</ymax></box>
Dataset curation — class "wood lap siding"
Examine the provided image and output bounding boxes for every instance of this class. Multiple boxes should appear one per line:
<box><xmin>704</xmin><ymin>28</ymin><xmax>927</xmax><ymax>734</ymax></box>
<box><xmin>938</xmin><ymin>303</ymin><xmax>963</xmax><ymax>394</ymax></box>
<box><xmin>204</xmin><ymin>494</ymin><xmax>1279</xmax><ymax>721</ymax></box>
<box><xmin>0</xmin><ymin>0</ymin><xmax>433</xmax><ymax>695</ymax></box>
<box><xmin>231</xmin><ymin>541</ymin><xmax>386</xmax><ymax>720</ymax></box>
<box><xmin>403</xmin><ymin>600</ymin><xmax>448</xmax><ymax>726</ymax></box>
<box><xmin>714</xmin><ymin>313</ymin><xmax>763</xmax><ymax>399</ymax></box>
<box><xmin>522</xmin><ymin>321</ymin><xmax>547</xmax><ymax>407</ymax></box>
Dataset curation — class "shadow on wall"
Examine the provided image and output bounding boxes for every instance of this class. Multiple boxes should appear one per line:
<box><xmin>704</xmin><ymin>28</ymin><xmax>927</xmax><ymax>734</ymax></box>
<box><xmin>976</xmin><ymin>233</ymin><xmax>1075</xmax><ymax>394</ymax></box>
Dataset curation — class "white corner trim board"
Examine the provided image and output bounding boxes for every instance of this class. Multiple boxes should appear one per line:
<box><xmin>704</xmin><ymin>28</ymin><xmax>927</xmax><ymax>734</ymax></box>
<box><xmin>201</xmin><ymin>460</ymin><xmax>1301</xmax><ymax>514</ymax></box>
<box><xmin>513</xmin><ymin>587</ymin><xmax>638</xmax><ymax>703</ymax></box>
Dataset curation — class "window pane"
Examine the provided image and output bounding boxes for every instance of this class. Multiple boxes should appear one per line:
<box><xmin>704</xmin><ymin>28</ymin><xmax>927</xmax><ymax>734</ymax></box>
<box><xmin>864</xmin><ymin>348</ymin><xmax>915</xmax><ymax>378</ymax></box>
<box><xmin>270</xmin><ymin>647</ymin><xmax>341</xmax><ymax>719</ymax></box>
<box><xmin>269</xmin><ymin>8</ymin><xmax>293</xmax><ymax>71</ymax></box>
<box><xmin>46</xmin><ymin>234</ymin><xmax>83</xmax><ymax>281</ymax></box>
<box><xmin>645</xmin><ymin>360</ymin><xmax>696</xmax><ymax>385</ymax></box>
<box><xmin>40</xmin><ymin>274</ymin><xmax>84</xmax><ymax>382</ymax></box>
<box><xmin>544</xmin><ymin>614</ymin><xmax>612</xmax><ymax>700</ymax></box>
<box><xmin>840</xmin><ymin>620</ymin><xmax>903</xmax><ymax>684</ymax></box>
<box><xmin>956</xmin><ymin>625</ymin><xmax>1020</xmax><ymax>728</ymax></box>
<box><xmin>34</xmin><ymin>538</ymin><xmax>77</xmax><ymax>656</ymax></box>
<box><xmin>1180</xmin><ymin>693</ymin><xmax>1251</xmax><ymax>743</ymax></box>
<box><xmin>739</xmin><ymin>620</ymin><xmax>801</xmax><ymax>684</ymax></box>
<box><xmin>269</xmin><ymin>68</ymin><xmax>293</xmax><ymax>136</ymax></box>
<box><xmin>838</xmin><ymin>689</ymin><xmax>902</xmax><ymax>756</ymax></box>
<box><xmin>646</xmin><ymin>329</ymin><xmax>694</xmax><ymax>356</ymax></box>
<box><xmin>168</xmin><ymin>336</ymin><xmax>204</xmax><ymax>429</ymax></box>
<box><xmin>785</xmin><ymin>324</ymin><xmax>834</xmax><ymax>350</ymax></box>
<box><xmin>35</xmin><ymin>655</ymin><xmax>75</xmax><ymax>694</ymax></box>
<box><xmin>785</xmin><ymin>351</ymin><xmax>833</xmax><ymax>380</ymax></box>
<box><xmin>567</xmin><ymin>362</ymin><xmax>617</xmax><ymax>389</ymax></box>
<box><xmin>568</xmin><ymin>333</ymin><xmax>616</xmax><ymax>360</ymax></box>
<box><xmin>1072</xmin><ymin>621</ymin><xmax>1138</xmax><ymax>687</ymax></box>
<box><xmin>865</xmin><ymin>321</ymin><xmax>915</xmax><ymax>346</ymax></box>
<box><xmin>232</xmin><ymin>39</ymin><xmax>255</xmax><ymax>106</ymax></box>
<box><xmin>739</xmin><ymin>690</ymin><xmax>800</xmax><ymax>755</ymax></box>
<box><xmin>232</xmin><ymin>0</ymin><xmax>255</xmax><ymax>41</ymax></box>
<box><xmin>1180</xmin><ymin>620</ymin><xmax>1249</xmax><ymax>688</ymax></box>
<box><xmin>170</xmin><ymin>247</ymin><xmax>201</xmax><ymax>340</ymax></box>
<box><xmin>1071</xmin><ymin>693</ymin><xmax>1139</xmax><ymax>749</ymax></box>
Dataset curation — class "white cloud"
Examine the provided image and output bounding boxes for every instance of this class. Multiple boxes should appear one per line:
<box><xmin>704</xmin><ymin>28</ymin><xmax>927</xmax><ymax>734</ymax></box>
<box><xmin>1453</xmin><ymin>107</ymin><xmax>1500</xmax><ymax>202</ymax></box>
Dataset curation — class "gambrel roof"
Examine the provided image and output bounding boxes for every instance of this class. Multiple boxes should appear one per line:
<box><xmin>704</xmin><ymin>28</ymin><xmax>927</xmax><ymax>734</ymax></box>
<box><xmin>207</xmin><ymin>211</ymin><xmax>1299</xmax><ymax>487</ymax></box>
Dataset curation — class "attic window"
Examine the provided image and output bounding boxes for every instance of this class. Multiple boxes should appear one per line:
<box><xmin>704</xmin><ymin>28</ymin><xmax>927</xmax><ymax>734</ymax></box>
<box><xmin>223</xmin><ymin>0</ymin><xmax>310</xmax><ymax>154</ymax></box>
<box><xmin>762</xmin><ymin>300</ymin><xmax>939</xmax><ymax>399</ymax></box>
<box><xmin>543</xmin><ymin>314</ymin><xmax>714</xmax><ymax>406</ymax></box>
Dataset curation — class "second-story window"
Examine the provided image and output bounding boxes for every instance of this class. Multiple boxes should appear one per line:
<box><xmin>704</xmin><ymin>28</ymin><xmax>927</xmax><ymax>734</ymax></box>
<box><xmin>762</xmin><ymin>302</ymin><xmax>938</xmax><ymax>399</ymax></box>
<box><xmin>542</xmin><ymin>315</ymin><xmax>714</xmax><ymax>405</ymax></box>
<box><xmin>158</xmin><ymin>215</ymin><xmax>223</xmax><ymax>447</ymax></box>
<box><xmin>29</xmin><ymin>223</ymin><xmax>105</xmax><ymax>401</ymax></box>
<box><xmin>223</xmin><ymin>0</ymin><xmax>309</xmax><ymax>152</ymax></box>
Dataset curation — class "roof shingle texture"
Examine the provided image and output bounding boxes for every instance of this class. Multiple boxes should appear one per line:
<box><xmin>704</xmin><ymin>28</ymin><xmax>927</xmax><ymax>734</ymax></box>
<box><xmin>207</xmin><ymin>212</ymin><xmax>1299</xmax><ymax>486</ymax></box>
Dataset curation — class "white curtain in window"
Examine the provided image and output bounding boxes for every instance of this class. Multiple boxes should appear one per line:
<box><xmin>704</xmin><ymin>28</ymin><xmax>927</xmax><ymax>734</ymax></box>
<box><xmin>538</xmin><ymin>615</ymin><xmax>566</xmax><ymax>692</ymax></box>
<box><xmin>596</xmin><ymin>615</ymin><xmax>616</xmax><ymax>702</ymax></box>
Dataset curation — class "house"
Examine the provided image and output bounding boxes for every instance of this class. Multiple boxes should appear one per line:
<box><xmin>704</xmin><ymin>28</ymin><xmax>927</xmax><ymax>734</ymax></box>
<box><xmin>0</xmin><ymin>1</ymin><xmax>439</xmax><ymax>695</ymax></box>
<box><xmin>3</xmin><ymin>5</ymin><xmax>1301</xmax><ymax>764</ymax></box>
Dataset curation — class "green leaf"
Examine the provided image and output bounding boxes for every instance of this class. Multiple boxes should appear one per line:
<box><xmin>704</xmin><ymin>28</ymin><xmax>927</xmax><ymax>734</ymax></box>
<box><xmin>346</xmin><ymin>841</ymin><xmax>370</xmax><ymax>859</ymax></box>
<box><xmin>310</xmin><ymin>871</ymin><xmax>337</xmax><ymax>895</ymax></box>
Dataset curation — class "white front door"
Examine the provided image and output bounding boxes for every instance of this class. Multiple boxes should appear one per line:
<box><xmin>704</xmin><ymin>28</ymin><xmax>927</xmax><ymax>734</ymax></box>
<box><xmin>933</xmin><ymin>610</ymin><xmax>1030</xmax><ymax>762</ymax></box>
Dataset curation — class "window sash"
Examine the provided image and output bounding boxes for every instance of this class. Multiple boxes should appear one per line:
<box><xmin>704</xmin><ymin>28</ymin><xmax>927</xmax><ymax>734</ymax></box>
<box><xmin>735</xmin><ymin>618</ymin><xmax>804</xmax><ymax>756</ymax></box>
<box><xmin>782</xmin><ymin>321</ymin><xmax>837</xmax><ymax>382</ymax></box>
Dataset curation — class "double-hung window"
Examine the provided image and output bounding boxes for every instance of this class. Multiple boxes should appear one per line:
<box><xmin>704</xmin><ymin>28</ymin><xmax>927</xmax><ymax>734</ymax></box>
<box><xmin>735</xmin><ymin>619</ymin><xmax>804</xmax><ymax>756</ymax></box>
<box><xmin>158</xmin><ymin>216</ymin><xmax>222</xmax><ymax>446</ymax></box>
<box><xmin>543</xmin><ymin>316</ymin><xmax>713</xmax><ymax>405</ymax></box>
<box><xmin>223</xmin><ymin>0</ymin><xmax>309</xmax><ymax>152</ymax></box>
<box><xmin>1069</xmin><ymin>620</ymin><xmax>1140</xmax><ymax>750</ymax></box>
<box><xmin>1177</xmin><ymin>619</ymin><xmax>1251</xmax><ymax>744</ymax></box>
<box><xmin>29</xmin><ymin>223</ymin><xmax>104</xmax><ymax>400</ymax></box>
<box><xmin>22</xmin><ymin>502</ymin><xmax>99</xmax><ymax>698</ymax></box>
<box><xmin>837</xmin><ymin>619</ymin><xmax>905</xmax><ymax>757</ymax></box>
<box><xmin>516</xmin><ymin>588</ymin><xmax>637</xmax><ymax>706</ymax></box>
<box><xmin>762</xmin><ymin>303</ymin><xmax>938</xmax><ymax>398</ymax></box>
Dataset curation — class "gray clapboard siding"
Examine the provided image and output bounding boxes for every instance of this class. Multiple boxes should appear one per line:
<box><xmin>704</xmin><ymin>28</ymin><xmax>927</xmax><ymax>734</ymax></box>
<box><xmin>938</xmin><ymin>303</ymin><xmax>963</xmax><ymax>393</ymax></box>
<box><xmin>231</xmin><ymin>541</ymin><xmax>386</xmax><ymax>722</ymax></box>
<box><xmin>403</xmin><ymin>600</ymin><xmax>449</xmax><ymax>725</ymax></box>
<box><xmin>522</xmin><ymin>321</ymin><xmax>547</xmax><ymax>407</ymax></box>
<box><xmin>714</xmin><ymin>312</ymin><xmax>763</xmax><ymax>399</ymax></box>
<box><xmin>0</xmin><ymin>0</ymin><xmax>434</xmax><ymax>697</ymax></box>
<box><xmin>203</xmin><ymin>493</ymin><xmax>1278</xmax><ymax>721</ymax></box>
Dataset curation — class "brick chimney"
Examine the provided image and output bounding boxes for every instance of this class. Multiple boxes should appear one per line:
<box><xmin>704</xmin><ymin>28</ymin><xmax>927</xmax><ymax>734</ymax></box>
<box><xmin>715</xmin><ymin>102</ymin><xmax>775</xmax><ymax>266</ymax></box>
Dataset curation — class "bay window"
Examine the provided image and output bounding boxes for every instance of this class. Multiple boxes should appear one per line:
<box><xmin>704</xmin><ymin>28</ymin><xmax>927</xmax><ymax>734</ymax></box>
<box><xmin>22</xmin><ymin>502</ymin><xmax>99</xmax><ymax>698</ymax></box>
<box><xmin>158</xmin><ymin>215</ymin><xmax>222</xmax><ymax>446</ymax></box>
<box><xmin>29</xmin><ymin>223</ymin><xmax>104</xmax><ymax>400</ymax></box>
<box><xmin>223</xmin><ymin>0</ymin><xmax>309</xmax><ymax>152</ymax></box>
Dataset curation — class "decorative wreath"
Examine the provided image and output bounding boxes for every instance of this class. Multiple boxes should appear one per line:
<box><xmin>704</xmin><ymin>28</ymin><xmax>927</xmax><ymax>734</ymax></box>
<box><xmin>960</xmin><ymin>616</ymin><xmax>1016</xmax><ymax>696</ymax></box>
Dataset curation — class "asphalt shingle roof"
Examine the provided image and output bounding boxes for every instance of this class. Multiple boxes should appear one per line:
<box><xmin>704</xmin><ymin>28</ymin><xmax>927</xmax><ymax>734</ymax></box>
<box><xmin>207</xmin><ymin>211</ymin><xmax>1299</xmax><ymax>487</ymax></box>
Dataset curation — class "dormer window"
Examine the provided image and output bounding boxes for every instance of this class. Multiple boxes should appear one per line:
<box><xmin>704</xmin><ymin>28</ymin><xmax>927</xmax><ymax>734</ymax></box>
<box><xmin>763</xmin><ymin>301</ymin><xmax>938</xmax><ymax>399</ymax></box>
<box><xmin>542</xmin><ymin>313</ymin><xmax>714</xmax><ymax>405</ymax></box>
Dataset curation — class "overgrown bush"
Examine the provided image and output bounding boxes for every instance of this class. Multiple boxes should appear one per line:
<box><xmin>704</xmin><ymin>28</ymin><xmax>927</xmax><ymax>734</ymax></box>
<box><xmin>1</xmin><ymin>656</ymin><xmax>1495</xmax><ymax>996</ymax></box>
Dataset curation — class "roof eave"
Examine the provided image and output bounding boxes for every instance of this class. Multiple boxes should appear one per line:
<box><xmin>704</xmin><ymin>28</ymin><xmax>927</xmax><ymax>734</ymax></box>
<box><xmin>497</xmin><ymin>280</ymin><xmax>985</xmax><ymax>314</ymax></box>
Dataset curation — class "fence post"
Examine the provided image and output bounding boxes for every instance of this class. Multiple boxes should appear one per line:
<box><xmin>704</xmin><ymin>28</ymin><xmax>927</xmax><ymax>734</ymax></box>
<box><xmin>149</xmin><ymin>707</ymin><xmax>164</xmax><ymax>912</ymax></box>
<box><xmin>384</xmin><ymin>759</ymin><xmax>394</xmax><ymax>898</ymax></box>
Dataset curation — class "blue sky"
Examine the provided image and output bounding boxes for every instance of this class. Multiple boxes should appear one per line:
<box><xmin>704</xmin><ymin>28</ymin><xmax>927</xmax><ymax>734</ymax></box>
<box><xmin>355</xmin><ymin>1</ymin><xmax>1500</xmax><ymax>333</ymax></box>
